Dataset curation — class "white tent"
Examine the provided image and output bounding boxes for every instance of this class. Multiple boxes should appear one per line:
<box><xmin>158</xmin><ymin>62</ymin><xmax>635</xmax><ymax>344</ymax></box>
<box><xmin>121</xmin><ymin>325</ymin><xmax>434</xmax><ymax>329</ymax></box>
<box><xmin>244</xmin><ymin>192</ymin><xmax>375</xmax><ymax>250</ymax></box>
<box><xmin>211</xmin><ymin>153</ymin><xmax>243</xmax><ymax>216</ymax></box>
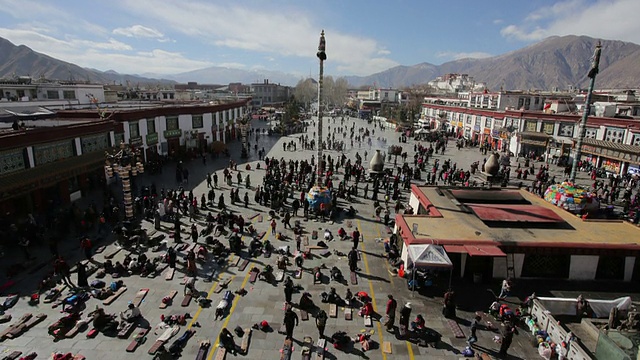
<box><xmin>403</xmin><ymin>244</ymin><xmax>453</xmax><ymax>294</ymax></box>
<box><xmin>406</xmin><ymin>244</ymin><xmax>453</xmax><ymax>268</ymax></box>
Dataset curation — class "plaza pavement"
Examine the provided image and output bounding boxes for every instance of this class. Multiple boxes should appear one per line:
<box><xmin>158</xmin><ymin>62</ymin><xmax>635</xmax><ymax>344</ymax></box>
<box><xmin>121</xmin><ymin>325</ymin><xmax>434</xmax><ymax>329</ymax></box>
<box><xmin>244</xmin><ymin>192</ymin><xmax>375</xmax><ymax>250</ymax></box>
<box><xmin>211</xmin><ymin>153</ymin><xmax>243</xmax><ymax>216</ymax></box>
<box><xmin>0</xmin><ymin>116</ymin><xmax>633</xmax><ymax>360</ymax></box>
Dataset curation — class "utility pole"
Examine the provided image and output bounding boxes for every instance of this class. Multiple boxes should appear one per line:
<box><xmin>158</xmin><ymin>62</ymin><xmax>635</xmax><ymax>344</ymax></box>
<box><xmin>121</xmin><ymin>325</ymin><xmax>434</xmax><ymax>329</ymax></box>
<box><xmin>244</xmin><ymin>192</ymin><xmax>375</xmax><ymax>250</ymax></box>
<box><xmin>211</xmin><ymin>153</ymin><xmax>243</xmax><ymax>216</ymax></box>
<box><xmin>570</xmin><ymin>42</ymin><xmax>602</xmax><ymax>183</ymax></box>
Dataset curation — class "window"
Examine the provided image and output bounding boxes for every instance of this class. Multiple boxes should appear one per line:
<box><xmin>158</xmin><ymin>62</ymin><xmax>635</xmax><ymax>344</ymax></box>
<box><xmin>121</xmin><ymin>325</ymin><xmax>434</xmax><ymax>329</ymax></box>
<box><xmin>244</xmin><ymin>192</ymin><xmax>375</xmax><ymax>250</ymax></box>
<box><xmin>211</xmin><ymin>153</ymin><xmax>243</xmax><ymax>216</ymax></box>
<box><xmin>543</xmin><ymin>122</ymin><xmax>555</xmax><ymax>135</ymax></box>
<box><xmin>534</xmin><ymin>97</ymin><xmax>540</xmax><ymax>105</ymax></box>
<box><xmin>559</xmin><ymin>123</ymin><xmax>574</xmax><ymax>137</ymax></box>
<box><xmin>485</xmin><ymin>118</ymin><xmax>493</xmax><ymax>128</ymax></box>
<box><xmin>166</xmin><ymin>116</ymin><xmax>179</xmax><ymax>130</ymax></box>
<box><xmin>63</xmin><ymin>90</ymin><xmax>76</xmax><ymax>100</ymax></box>
<box><xmin>129</xmin><ymin>122</ymin><xmax>140</xmax><ymax>138</ymax></box>
<box><xmin>585</xmin><ymin>128</ymin><xmax>597</xmax><ymax>139</ymax></box>
<box><xmin>525</xmin><ymin>120</ymin><xmax>537</xmax><ymax>132</ymax></box>
<box><xmin>466</xmin><ymin>115</ymin><xmax>472</xmax><ymax>124</ymax></box>
<box><xmin>192</xmin><ymin>115</ymin><xmax>203</xmax><ymax>129</ymax></box>
<box><xmin>633</xmin><ymin>134</ymin><xmax>640</xmax><ymax>146</ymax></box>
<box><xmin>47</xmin><ymin>90</ymin><xmax>59</xmax><ymax>99</ymax></box>
<box><xmin>605</xmin><ymin>128</ymin><xmax>624</xmax><ymax>143</ymax></box>
<box><xmin>147</xmin><ymin>118</ymin><xmax>156</xmax><ymax>134</ymax></box>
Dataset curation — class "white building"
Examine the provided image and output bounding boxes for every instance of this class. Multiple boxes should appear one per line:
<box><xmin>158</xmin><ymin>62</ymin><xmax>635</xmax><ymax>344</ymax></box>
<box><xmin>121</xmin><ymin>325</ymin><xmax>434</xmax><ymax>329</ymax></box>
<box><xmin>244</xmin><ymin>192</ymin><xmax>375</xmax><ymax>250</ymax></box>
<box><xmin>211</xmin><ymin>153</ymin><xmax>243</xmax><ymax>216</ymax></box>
<box><xmin>0</xmin><ymin>78</ymin><xmax>105</xmax><ymax>110</ymax></box>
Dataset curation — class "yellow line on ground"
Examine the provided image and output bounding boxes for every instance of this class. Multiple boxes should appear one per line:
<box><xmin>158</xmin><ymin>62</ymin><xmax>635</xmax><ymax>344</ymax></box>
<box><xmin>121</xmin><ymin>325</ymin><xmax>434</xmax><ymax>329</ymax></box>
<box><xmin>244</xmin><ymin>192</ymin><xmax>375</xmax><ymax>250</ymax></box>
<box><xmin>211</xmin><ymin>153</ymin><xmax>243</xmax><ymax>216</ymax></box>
<box><xmin>186</xmin><ymin>254</ymin><xmax>236</xmax><ymax>330</ymax></box>
<box><xmin>375</xmin><ymin>226</ymin><xmax>415</xmax><ymax>359</ymax></box>
<box><xmin>208</xmin><ymin>269</ymin><xmax>252</xmax><ymax>360</ymax></box>
<box><xmin>358</xmin><ymin>220</ymin><xmax>387</xmax><ymax>360</ymax></box>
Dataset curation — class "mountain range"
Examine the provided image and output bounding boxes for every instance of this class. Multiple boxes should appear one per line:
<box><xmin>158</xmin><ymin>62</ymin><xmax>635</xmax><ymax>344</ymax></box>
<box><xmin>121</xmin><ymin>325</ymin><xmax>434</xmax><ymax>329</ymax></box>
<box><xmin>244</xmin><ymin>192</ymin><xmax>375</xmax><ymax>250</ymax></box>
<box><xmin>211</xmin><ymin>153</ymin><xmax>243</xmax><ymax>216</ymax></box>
<box><xmin>345</xmin><ymin>35</ymin><xmax>640</xmax><ymax>90</ymax></box>
<box><xmin>1</xmin><ymin>35</ymin><xmax>639</xmax><ymax>90</ymax></box>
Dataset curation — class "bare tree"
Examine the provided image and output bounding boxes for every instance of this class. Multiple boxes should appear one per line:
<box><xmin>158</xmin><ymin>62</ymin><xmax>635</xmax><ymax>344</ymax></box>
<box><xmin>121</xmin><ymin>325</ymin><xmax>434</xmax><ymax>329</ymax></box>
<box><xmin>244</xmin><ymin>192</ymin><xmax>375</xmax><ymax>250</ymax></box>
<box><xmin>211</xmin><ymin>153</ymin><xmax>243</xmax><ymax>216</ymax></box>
<box><xmin>293</xmin><ymin>78</ymin><xmax>316</xmax><ymax>109</ymax></box>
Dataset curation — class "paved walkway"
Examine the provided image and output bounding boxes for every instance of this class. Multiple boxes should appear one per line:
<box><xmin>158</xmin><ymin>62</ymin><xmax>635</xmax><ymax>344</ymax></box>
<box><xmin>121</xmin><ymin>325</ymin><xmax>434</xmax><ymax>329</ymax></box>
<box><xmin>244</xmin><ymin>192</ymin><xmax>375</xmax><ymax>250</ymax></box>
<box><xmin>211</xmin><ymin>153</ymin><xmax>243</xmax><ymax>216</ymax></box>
<box><xmin>0</xmin><ymin>116</ymin><xmax>634</xmax><ymax>360</ymax></box>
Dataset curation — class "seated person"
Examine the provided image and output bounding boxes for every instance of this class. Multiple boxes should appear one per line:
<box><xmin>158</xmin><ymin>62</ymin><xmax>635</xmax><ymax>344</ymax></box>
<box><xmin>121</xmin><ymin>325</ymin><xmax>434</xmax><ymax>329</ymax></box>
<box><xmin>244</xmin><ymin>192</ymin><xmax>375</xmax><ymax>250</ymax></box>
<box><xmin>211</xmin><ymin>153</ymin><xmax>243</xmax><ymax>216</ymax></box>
<box><xmin>113</xmin><ymin>262</ymin><xmax>126</xmax><ymax>277</ymax></box>
<box><xmin>197</xmin><ymin>246</ymin><xmax>208</xmax><ymax>259</ymax></box>
<box><xmin>330</xmin><ymin>267</ymin><xmax>343</xmax><ymax>282</ymax></box>
<box><xmin>294</xmin><ymin>253</ymin><xmax>304</xmax><ymax>268</ymax></box>
<box><xmin>120</xmin><ymin>303</ymin><xmax>141</xmax><ymax>322</ymax></box>
<box><xmin>355</xmin><ymin>333</ymin><xmax>371</xmax><ymax>352</ymax></box>
<box><xmin>103</xmin><ymin>260</ymin><xmax>114</xmax><ymax>274</ymax></box>
<box><xmin>249</xmin><ymin>238</ymin><xmax>262</xmax><ymax>257</ymax></box>
<box><xmin>331</xmin><ymin>331</ymin><xmax>351</xmax><ymax>350</ymax></box>
<box><xmin>499</xmin><ymin>304</ymin><xmax>514</xmax><ymax>322</ymax></box>
<box><xmin>411</xmin><ymin>314</ymin><xmax>426</xmax><ymax>331</ymax></box>
<box><xmin>360</xmin><ymin>300</ymin><xmax>374</xmax><ymax>317</ymax></box>
<box><xmin>321</xmin><ymin>287</ymin><xmax>340</xmax><ymax>303</ymax></box>
<box><xmin>299</xmin><ymin>292</ymin><xmax>314</xmax><ymax>310</ymax></box>
<box><xmin>92</xmin><ymin>307</ymin><xmax>118</xmax><ymax>333</ymax></box>
<box><xmin>218</xmin><ymin>328</ymin><xmax>237</xmax><ymax>355</ymax></box>
<box><xmin>489</xmin><ymin>301</ymin><xmax>501</xmax><ymax>318</ymax></box>
<box><xmin>323</xmin><ymin>229</ymin><xmax>333</xmax><ymax>241</ymax></box>
<box><xmin>313</xmin><ymin>267</ymin><xmax>322</xmax><ymax>283</ymax></box>
<box><xmin>345</xmin><ymin>288</ymin><xmax>355</xmax><ymax>307</ymax></box>
<box><xmin>276</xmin><ymin>256</ymin><xmax>287</xmax><ymax>270</ymax></box>
<box><xmin>184</xmin><ymin>277</ymin><xmax>197</xmax><ymax>296</ymax></box>
<box><xmin>337</xmin><ymin>227</ymin><xmax>347</xmax><ymax>239</ymax></box>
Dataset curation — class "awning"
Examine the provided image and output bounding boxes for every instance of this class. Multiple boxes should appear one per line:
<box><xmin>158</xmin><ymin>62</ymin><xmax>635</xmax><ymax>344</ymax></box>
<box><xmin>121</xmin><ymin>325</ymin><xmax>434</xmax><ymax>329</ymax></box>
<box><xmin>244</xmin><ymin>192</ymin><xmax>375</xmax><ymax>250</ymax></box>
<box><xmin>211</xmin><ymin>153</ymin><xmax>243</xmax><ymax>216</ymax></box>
<box><xmin>407</xmin><ymin>244</ymin><xmax>453</xmax><ymax>268</ymax></box>
<box><xmin>465</xmin><ymin>245</ymin><xmax>506</xmax><ymax>257</ymax></box>
<box><xmin>443</xmin><ymin>245</ymin><xmax>466</xmax><ymax>253</ymax></box>
<box><xmin>444</xmin><ymin>244</ymin><xmax>506</xmax><ymax>257</ymax></box>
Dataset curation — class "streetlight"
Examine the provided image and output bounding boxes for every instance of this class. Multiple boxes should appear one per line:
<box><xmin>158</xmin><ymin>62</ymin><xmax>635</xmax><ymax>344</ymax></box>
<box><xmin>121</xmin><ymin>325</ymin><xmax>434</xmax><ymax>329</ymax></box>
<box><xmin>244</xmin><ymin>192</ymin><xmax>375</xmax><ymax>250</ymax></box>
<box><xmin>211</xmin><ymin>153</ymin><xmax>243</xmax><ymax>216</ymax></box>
<box><xmin>105</xmin><ymin>141</ymin><xmax>144</xmax><ymax>219</ymax></box>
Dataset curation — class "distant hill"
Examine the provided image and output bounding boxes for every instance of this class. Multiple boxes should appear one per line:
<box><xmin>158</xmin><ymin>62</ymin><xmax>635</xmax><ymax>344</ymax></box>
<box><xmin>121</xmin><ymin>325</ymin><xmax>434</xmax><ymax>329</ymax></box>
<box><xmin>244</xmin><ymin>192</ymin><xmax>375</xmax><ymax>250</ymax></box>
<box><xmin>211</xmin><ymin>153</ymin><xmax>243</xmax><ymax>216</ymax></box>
<box><xmin>344</xmin><ymin>35</ymin><xmax>640</xmax><ymax>90</ymax></box>
<box><xmin>0</xmin><ymin>37</ymin><xmax>174</xmax><ymax>85</ymax></box>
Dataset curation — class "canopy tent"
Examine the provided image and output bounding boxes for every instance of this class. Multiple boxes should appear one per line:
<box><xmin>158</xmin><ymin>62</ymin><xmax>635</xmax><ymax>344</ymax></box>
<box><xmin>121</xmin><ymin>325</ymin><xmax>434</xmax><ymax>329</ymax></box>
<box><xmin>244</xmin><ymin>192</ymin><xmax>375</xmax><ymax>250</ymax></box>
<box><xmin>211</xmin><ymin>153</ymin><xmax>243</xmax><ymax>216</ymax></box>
<box><xmin>402</xmin><ymin>244</ymin><xmax>453</xmax><ymax>295</ymax></box>
<box><xmin>406</xmin><ymin>244</ymin><xmax>453</xmax><ymax>268</ymax></box>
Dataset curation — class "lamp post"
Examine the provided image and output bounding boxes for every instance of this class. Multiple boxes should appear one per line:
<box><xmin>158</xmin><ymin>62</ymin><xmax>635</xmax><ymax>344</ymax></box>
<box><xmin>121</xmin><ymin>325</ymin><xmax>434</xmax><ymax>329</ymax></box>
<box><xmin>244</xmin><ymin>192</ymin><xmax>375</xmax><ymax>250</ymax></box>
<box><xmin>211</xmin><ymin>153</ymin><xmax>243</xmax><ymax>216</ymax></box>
<box><xmin>105</xmin><ymin>141</ymin><xmax>144</xmax><ymax>219</ymax></box>
<box><xmin>316</xmin><ymin>30</ymin><xmax>326</xmax><ymax>187</ymax></box>
<box><xmin>570</xmin><ymin>42</ymin><xmax>602</xmax><ymax>183</ymax></box>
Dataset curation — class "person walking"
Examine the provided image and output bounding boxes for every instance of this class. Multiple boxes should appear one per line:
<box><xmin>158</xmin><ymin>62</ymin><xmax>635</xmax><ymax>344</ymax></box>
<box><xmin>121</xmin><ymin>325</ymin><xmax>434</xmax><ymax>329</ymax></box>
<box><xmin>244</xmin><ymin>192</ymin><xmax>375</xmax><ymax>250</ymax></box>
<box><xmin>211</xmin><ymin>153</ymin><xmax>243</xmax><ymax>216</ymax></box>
<box><xmin>270</xmin><ymin>219</ymin><xmax>277</xmax><ymax>235</ymax></box>
<box><xmin>385</xmin><ymin>294</ymin><xmax>397</xmax><ymax>332</ymax></box>
<box><xmin>213</xmin><ymin>172</ymin><xmax>218</xmax><ymax>188</ymax></box>
<box><xmin>399</xmin><ymin>302</ymin><xmax>412</xmax><ymax>333</ymax></box>
<box><xmin>80</xmin><ymin>236</ymin><xmax>93</xmax><ymax>260</ymax></box>
<box><xmin>315</xmin><ymin>309</ymin><xmax>328</xmax><ymax>339</ymax></box>
<box><xmin>283</xmin><ymin>307</ymin><xmax>299</xmax><ymax>340</ymax></box>
<box><xmin>167</xmin><ymin>247</ymin><xmax>177</xmax><ymax>269</ymax></box>
<box><xmin>54</xmin><ymin>256</ymin><xmax>74</xmax><ymax>287</ymax></box>
<box><xmin>348</xmin><ymin>247</ymin><xmax>358</xmax><ymax>272</ymax></box>
<box><xmin>499</xmin><ymin>325</ymin><xmax>515</xmax><ymax>357</ymax></box>
<box><xmin>352</xmin><ymin>228</ymin><xmax>360</xmax><ymax>249</ymax></box>
<box><xmin>206</xmin><ymin>173</ymin><xmax>212</xmax><ymax>188</ymax></box>
<box><xmin>468</xmin><ymin>315</ymin><xmax>480</xmax><ymax>344</ymax></box>
<box><xmin>284</xmin><ymin>276</ymin><xmax>294</xmax><ymax>304</ymax></box>
<box><xmin>76</xmin><ymin>261</ymin><xmax>89</xmax><ymax>288</ymax></box>
<box><xmin>498</xmin><ymin>278</ymin><xmax>512</xmax><ymax>299</ymax></box>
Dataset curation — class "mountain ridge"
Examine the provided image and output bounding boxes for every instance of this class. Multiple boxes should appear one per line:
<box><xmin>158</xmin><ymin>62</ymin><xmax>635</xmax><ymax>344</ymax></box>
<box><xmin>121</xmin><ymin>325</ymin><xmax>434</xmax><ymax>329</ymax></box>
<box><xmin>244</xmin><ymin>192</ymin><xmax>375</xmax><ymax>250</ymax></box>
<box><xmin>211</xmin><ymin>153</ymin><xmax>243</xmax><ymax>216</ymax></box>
<box><xmin>1</xmin><ymin>35</ymin><xmax>639</xmax><ymax>90</ymax></box>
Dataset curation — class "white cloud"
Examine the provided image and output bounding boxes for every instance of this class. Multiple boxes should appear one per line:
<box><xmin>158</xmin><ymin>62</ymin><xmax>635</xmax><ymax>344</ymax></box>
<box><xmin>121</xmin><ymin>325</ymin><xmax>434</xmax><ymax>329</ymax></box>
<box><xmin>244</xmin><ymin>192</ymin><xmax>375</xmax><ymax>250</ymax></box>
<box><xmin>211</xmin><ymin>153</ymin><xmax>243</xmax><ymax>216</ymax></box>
<box><xmin>436</xmin><ymin>51</ymin><xmax>492</xmax><ymax>60</ymax></box>
<box><xmin>377</xmin><ymin>49</ymin><xmax>391</xmax><ymax>55</ymax></box>
<box><xmin>501</xmin><ymin>0</ymin><xmax>640</xmax><ymax>43</ymax></box>
<box><xmin>119</xmin><ymin>0</ymin><xmax>397</xmax><ymax>75</ymax></box>
<box><xmin>113</xmin><ymin>25</ymin><xmax>163</xmax><ymax>38</ymax></box>
<box><xmin>492</xmin><ymin>19</ymin><xmax>503</xmax><ymax>25</ymax></box>
<box><xmin>0</xmin><ymin>28</ymin><xmax>212</xmax><ymax>74</ymax></box>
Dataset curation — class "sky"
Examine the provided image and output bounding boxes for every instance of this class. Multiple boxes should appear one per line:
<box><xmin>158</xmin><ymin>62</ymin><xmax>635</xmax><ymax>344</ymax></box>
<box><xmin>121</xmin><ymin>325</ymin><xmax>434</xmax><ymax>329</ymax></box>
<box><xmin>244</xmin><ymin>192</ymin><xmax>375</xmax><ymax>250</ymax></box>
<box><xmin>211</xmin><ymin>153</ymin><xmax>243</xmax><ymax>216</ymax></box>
<box><xmin>0</xmin><ymin>0</ymin><xmax>639</xmax><ymax>78</ymax></box>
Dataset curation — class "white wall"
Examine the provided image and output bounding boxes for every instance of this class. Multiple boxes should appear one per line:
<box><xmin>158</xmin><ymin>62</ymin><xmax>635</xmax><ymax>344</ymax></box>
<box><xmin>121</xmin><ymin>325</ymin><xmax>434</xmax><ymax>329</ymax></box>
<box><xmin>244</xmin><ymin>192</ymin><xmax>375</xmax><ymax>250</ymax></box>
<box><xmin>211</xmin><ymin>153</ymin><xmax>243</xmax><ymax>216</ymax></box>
<box><xmin>408</xmin><ymin>193</ymin><xmax>420</xmax><ymax>214</ymax></box>
<box><xmin>569</xmin><ymin>255</ymin><xmax>599</xmax><ymax>280</ymax></box>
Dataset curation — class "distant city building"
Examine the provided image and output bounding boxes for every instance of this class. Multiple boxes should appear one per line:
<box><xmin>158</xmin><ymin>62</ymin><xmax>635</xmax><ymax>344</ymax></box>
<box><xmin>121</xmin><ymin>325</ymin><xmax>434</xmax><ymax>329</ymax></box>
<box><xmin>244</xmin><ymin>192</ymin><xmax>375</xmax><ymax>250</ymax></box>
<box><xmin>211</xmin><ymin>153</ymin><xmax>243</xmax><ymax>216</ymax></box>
<box><xmin>58</xmin><ymin>99</ymin><xmax>250</xmax><ymax>162</ymax></box>
<box><xmin>422</xmin><ymin>101</ymin><xmax>640</xmax><ymax>175</ymax></box>
<box><xmin>250</xmin><ymin>79</ymin><xmax>291</xmax><ymax>108</ymax></box>
<box><xmin>427</xmin><ymin>73</ymin><xmax>486</xmax><ymax>93</ymax></box>
<box><xmin>0</xmin><ymin>77</ymin><xmax>105</xmax><ymax>110</ymax></box>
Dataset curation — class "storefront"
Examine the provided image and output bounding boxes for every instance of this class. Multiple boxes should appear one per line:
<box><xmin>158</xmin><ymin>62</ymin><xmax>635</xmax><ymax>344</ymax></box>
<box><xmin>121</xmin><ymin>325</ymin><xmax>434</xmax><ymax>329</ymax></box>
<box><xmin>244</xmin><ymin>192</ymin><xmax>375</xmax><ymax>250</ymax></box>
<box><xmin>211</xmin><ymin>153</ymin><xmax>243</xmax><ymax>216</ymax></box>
<box><xmin>518</xmin><ymin>131</ymin><xmax>550</xmax><ymax>158</ymax></box>
<box><xmin>578</xmin><ymin>138</ymin><xmax>640</xmax><ymax>175</ymax></box>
